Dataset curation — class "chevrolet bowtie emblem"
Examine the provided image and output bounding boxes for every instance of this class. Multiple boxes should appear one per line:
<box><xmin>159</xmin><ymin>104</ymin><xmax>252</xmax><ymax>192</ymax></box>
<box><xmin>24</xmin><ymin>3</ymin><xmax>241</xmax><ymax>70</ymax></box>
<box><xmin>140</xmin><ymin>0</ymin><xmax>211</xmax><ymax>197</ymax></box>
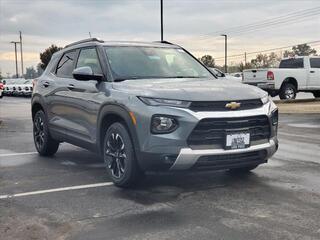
<box><xmin>225</xmin><ymin>101</ymin><xmax>241</xmax><ymax>110</ymax></box>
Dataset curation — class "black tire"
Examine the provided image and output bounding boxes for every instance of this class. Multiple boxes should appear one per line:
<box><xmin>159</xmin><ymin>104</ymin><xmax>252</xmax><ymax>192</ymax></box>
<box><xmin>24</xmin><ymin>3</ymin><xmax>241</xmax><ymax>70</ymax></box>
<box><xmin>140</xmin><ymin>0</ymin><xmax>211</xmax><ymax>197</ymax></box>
<box><xmin>313</xmin><ymin>91</ymin><xmax>320</xmax><ymax>98</ymax></box>
<box><xmin>0</xmin><ymin>94</ymin><xmax>3</xmax><ymax>99</ymax></box>
<box><xmin>279</xmin><ymin>83</ymin><xmax>297</xmax><ymax>100</ymax></box>
<box><xmin>103</xmin><ymin>122</ymin><xmax>142</xmax><ymax>187</ymax></box>
<box><xmin>228</xmin><ymin>165</ymin><xmax>258</xmax><ymax>174</ymax></box>
<box><xmin>33</xmin><ymin>110</ymin><xmax>59</xmax><ymax>156</ymax></box>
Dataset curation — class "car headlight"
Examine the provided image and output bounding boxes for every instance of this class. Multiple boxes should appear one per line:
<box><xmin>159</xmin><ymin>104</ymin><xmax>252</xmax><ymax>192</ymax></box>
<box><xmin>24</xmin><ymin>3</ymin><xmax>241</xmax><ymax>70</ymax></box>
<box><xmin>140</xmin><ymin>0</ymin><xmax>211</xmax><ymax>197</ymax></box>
<box><xmin>138</xmin><ymin>97</ymin><xmax>191</xmax><ymax>108</ymax></box>
<box><xmin>151</xmin><ymin>115</ymin><xmax>178</xmax><ymax>134</ymax></box>
<box><xmin>261</xmin><ymin>95</ymin><xmax>270</xmax><ymax>105</ymax></box>
<box><xmin>271</xmin><ymin>109</ymin><xmax>278</xmax><ymax>126</ymax></box>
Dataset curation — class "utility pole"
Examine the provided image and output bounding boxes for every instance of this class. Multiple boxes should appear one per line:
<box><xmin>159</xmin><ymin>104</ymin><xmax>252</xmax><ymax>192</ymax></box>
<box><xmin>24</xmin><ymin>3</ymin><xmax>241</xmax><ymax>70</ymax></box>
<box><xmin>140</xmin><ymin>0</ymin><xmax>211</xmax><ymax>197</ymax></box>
<box><xmin>10</xmin><ymin>41</ymin><xmax>19</xmax><ymax>78</ymax></box>
<box><xmin>19</xmin><ymin>31</ymin><xmax>24</xmax><ymax>77</ymax></box>
<box><xmin>221</xmin><ymin>34</ymin><xmax>227</xmax><ymax>73</ymax></box>
<box><xmin>244</xmin><ymin>52</ymin><xmax>247</xmax><ymax>65</ymax></box>
<box><xmin>160</xmin><ymin>0</ymin><xmax>163</xmax><ymax>41</ymax></box>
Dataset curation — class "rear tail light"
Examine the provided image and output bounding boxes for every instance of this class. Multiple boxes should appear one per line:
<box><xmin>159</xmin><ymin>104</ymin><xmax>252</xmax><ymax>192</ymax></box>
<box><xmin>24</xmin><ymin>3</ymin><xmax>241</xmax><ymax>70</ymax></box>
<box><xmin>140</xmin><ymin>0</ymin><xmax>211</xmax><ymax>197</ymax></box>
<box><xmin>267</xmin><ymin>71</ymin><xmax>274</xmax><ymax>80</ymax></box>
<box><xmin>0</xmin><ymin>83</ymin><xmax>3</xmax><ymax>90</ymax></box>
<box><xmin>32</xmin><ymin>79</ymin><xmax>37</xmax><ymax>89</ymax></box>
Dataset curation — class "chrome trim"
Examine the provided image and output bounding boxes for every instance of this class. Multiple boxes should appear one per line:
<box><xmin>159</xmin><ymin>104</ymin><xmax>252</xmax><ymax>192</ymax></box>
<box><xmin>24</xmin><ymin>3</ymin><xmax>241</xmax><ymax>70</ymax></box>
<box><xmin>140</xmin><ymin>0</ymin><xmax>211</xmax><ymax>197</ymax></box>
<box><xmin>170</xmin><ymin>139</ymin><xmax>277</xmax><ymax>170</ymax></box>
<box><xmin>176</xmin><ymin>101</ymin><xmax>271</xmax><ymax>120</ymax></box>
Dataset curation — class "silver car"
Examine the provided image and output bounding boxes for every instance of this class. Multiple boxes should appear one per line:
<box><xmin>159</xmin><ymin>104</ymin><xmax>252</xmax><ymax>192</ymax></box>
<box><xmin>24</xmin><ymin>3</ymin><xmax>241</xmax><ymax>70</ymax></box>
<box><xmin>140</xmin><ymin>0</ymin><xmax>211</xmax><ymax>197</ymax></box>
<box><xmin>31</xmin><ymin>38</ymin><xmax>278</xmax><ymax>187</ymax></box>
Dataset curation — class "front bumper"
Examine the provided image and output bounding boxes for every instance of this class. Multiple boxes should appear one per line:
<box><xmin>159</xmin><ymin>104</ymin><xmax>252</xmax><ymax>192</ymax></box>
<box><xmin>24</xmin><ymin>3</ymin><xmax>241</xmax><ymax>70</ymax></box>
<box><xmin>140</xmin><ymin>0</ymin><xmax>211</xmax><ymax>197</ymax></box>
<box><xmin>133</xmin><ymin>99</ymin><xmax>278</xmax><ymax>171</ymax></box>
<box><xmin>170</xmin><ymin>138</ymin><xmax>277</xmax><ymax>170</ymax></box>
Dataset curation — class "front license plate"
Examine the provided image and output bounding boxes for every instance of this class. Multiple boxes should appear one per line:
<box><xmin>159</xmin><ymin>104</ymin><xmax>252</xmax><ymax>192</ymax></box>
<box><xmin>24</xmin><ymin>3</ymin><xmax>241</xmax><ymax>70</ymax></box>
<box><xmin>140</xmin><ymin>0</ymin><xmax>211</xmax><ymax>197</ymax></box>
<box><xmin>225</xmin><ymin>132</ymin><xmax>250</xmax><ymax>150</ymax></box>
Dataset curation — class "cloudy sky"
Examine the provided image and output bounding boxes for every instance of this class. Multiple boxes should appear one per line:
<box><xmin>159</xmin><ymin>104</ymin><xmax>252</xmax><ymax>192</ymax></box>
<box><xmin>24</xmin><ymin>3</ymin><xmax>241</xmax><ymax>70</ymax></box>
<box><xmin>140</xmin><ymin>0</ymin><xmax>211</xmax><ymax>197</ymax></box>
<box><xmin>0</xmin><ymin>0</ymin><xmax>320</xmax><ymax>76</ymax></box>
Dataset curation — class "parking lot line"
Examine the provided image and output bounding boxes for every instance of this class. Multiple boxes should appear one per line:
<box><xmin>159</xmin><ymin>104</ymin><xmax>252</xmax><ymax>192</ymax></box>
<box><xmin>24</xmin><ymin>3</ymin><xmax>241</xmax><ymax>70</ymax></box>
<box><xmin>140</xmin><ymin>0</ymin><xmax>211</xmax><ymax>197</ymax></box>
<box><xmin>0</xmin><ymin>152</ymin><xmax>38</xmax><ymax>157</ymax></box>
<box><xmin>0</xmin><ymin>182</ymin><xmax>114</xmax><ymax>199</ymax></box>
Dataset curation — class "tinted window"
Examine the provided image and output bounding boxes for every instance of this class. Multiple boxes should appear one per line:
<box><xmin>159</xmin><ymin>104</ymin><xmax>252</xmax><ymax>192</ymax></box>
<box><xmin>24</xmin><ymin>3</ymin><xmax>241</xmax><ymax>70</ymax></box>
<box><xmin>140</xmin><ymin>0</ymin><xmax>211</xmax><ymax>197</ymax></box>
<box><xmin>310</xmin><ymin>58</ymin><xmax>320</xmax><ymax>68</ymax></box>
<box><xmin>76</xmin><ymin>48</ymin><xmax>102</xmax><ymax>75</ymax></box>
<box><xmin>56</xmin><ymin>51</ymin><xmax>76</xmax><ymax>78</ymax></box>
<box><xmin>279</xmin><ymin>58</ymin><xmax>304</xmax><ymax>68</ymax></box>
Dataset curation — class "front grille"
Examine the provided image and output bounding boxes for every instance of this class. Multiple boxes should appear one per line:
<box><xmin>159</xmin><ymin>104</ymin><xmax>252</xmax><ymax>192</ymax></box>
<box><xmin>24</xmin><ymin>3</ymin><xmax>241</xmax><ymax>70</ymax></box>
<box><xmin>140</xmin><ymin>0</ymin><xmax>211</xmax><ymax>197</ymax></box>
<box><xmin>193</xmin><ymin>150</ymin><xmax>267</xmax><ymax>170</ymax></box>
<box><xmin>189</xmin><ymin>99</ymin><xmax>262</xmax><ymax>112</ymax></box>
<box><xmin>187</xmin><ymin>115</ymin><xmax>270</xmax><ymax>148</ymax></box>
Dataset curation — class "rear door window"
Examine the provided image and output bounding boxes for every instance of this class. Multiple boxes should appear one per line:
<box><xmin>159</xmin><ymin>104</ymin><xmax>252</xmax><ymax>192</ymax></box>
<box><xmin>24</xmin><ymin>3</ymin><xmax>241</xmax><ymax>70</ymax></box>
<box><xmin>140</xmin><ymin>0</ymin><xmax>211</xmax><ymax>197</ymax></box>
<box><xmin>310</xmin><ymin>58</ymin><xmax>320</xmax><ymax>68</ymax></box>
<box><xmin>279</xmin><ymin>58</ymin><xmax>304</xmax><ymax>68</ymax></box>
<box><xmin>56</xmin><ymin>50</ymin><xmax>77</xmax><ymax>78</ymax></box>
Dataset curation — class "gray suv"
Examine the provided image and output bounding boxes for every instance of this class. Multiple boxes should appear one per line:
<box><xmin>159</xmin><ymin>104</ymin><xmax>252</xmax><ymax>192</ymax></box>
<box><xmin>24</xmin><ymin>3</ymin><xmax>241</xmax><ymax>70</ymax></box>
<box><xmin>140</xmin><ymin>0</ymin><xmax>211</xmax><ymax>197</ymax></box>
<box><xmin>32</xmin><ymin>38</ymin><xmax>278</xmax><ymax>187</ymax></box>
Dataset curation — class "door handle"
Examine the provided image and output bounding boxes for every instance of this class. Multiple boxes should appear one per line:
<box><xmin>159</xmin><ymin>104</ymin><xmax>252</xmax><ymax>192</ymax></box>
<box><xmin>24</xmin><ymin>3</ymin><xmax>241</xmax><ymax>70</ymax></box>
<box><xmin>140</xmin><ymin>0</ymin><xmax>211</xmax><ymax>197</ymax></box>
<box><xmin>68</xmin><ymin>84</ymin><xmax>75</xmax><ymax>90</ymax></box>
<box><xmin>310</xmin><ymin>71</ymin><xmax>315</xmax><ymax>73</ymax></box>
<box><xmin>42</xmin><ymin>81</ymin><xmax>50</xmax><ymax>87</ymax></box>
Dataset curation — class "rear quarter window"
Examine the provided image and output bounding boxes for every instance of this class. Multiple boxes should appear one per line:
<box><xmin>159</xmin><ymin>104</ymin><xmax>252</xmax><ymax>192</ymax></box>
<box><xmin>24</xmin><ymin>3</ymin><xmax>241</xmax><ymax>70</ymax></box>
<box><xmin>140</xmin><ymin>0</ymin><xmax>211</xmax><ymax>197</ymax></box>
<box><xmin>310</xmin><ymin>58</ymin><xmax>320</xmax><ymax>68</ymax></box>
<box><xmin>279</xmin><ymin>58</ymin><xmax>304</xmax><ymax>68</ymax></box>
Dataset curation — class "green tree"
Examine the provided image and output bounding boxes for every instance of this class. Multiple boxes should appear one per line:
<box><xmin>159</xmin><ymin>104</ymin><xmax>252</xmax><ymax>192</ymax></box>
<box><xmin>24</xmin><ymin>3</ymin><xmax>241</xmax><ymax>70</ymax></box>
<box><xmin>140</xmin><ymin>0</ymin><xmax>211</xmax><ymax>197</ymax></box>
<box><xmin>251</xmin><ymin>53</ymin><xmax>269</xmax><ymax>68</ymax></box>
<box><xmin>37</xmin><ymin>63</ymin><xmax>44</xmax><ymax>76</ymax></box>
<box><xmin>199</xmin><ymin>55</ymin><xmax>215</xmax><ymax>67</ymax></box>
<box><xmin>0</xmin><ymin>71</ymin><xmax>3</xmax><ymax>80</ymax></box>
<box><xmin>250</xmin><ymin>52</ymin><xmax>281</xmax><ymax>68</ymax></box>
<box><xmin>283</xmin><ymin>44</ymin><xmax>317</xmax><ymax>57</ymax></box>
<box><xmin>25</xmin><ymin>66</ymin><xmax>38</xmax><ymax>79</ymax></box>
<box><xmin>238</xmin><ymin>62</ymin><xmax>253</xmax><ymax>72</ymax></box>
<box><xmin>292</xmin><ymin>44</ymin><xmax>317</xmax><ymax>56</ymax></box>
<box><xmin>268</xmin><ymin>52</ymin><xmax>281</xmax><ymax>67</ymax></box>
<box><xmin>39</xmin><ymin>44</ymin><xmax>62</xmax><ymax>70</ymax></box>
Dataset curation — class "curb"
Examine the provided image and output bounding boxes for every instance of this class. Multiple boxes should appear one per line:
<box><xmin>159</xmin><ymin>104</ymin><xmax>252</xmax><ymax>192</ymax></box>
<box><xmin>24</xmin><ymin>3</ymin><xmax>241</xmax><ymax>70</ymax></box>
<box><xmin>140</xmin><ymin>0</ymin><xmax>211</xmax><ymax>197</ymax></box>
<box><xmin>274</xmin><ymin>98</ymin><xmax>320</xmax><ymax>104</ymax></box>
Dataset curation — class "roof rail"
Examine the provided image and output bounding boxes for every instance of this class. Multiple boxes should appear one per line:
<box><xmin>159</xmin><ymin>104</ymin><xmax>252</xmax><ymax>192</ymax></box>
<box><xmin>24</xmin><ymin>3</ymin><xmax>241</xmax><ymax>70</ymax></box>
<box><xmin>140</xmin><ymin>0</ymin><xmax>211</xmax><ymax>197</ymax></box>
<box><xmin>153</xmin><ymin>40</ymin><xmax>175</xmax><ymax>45</ymax></box>
<box><xmin>65</xmin><ymin>38</ymin><xmax>104</xmax><ymax>48</ymax></box>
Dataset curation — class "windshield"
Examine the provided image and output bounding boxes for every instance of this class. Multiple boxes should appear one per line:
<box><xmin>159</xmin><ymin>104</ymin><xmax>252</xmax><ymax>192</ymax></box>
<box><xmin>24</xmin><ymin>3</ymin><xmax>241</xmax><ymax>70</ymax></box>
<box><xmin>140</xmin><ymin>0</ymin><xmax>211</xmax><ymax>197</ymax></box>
<box><xmin>104</xmin><ymin>46</ymin><xmax>213</xmax><ymax>80</ymax></box>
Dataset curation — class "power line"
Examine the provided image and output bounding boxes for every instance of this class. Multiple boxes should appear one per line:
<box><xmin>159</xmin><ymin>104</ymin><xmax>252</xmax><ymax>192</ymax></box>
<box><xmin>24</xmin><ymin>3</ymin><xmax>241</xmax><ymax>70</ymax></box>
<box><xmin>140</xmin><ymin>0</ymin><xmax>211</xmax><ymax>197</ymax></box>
<box><xmin>196</xmin><ymin>7</ymin><xmax>320</xmax><ymax>40</ymax></box>
<box><xmin>225</xmin><ymin>12</ymin><xmax>320</xmax><ymax>37</ymax></box>
<box><xmin>199</xmin><ymin>7</ymin><xmax>320</xmax><ymax>36</ymax></box>
<box><xmin>213</xmin><ymin>40</ymin><xmax>320</xmax><ymax>61</ymax></box>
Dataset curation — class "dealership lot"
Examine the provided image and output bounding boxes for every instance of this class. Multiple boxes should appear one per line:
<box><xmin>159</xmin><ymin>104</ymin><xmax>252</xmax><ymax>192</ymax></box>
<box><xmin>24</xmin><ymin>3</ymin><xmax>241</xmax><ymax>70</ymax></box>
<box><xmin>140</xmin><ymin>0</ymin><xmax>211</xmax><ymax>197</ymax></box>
<box><xmin>0</xmin><ymin>97</ymin><xmax>320</xmax><ymax>240</ymax></box>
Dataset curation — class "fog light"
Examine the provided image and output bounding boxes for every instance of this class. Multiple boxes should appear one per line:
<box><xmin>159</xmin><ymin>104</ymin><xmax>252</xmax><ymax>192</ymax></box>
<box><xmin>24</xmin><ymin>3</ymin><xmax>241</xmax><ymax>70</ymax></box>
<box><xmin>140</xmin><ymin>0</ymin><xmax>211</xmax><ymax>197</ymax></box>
<box><xmin>151</xmin><ymin>115</ymin><xmax>178</xmax><ymax>134</ymax></box>
<box><xmin>271</xmin><ymin>109</ymin><xmax>278</xmax><ymax>126</ymax></box>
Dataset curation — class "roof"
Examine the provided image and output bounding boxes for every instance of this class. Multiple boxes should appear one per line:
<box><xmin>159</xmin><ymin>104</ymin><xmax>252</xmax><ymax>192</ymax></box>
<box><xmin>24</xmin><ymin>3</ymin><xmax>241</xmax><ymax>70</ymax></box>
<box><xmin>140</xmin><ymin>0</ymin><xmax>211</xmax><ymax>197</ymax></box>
<box><xmin>64</xmin><ymin>38</ymin><xmax>180</xmax><ymax>50</ymax></box>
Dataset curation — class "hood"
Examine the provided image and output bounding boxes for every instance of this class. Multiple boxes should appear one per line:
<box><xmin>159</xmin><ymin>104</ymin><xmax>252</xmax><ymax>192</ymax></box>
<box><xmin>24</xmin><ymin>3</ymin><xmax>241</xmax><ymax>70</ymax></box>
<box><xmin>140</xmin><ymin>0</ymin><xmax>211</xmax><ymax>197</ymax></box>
<box><xmin>112</xmin><ymin>78</ymin><xmax>267</xmax><ymax>101</ymax></box>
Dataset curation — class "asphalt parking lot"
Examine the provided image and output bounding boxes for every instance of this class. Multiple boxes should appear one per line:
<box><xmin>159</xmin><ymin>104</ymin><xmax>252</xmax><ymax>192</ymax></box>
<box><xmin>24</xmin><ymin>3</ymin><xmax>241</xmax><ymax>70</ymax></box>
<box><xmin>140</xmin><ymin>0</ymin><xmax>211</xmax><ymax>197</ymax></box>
<box><xmin>0</xmin><ymin>97</ymin><xmax>320</xmax><ymax>240</ymax></box>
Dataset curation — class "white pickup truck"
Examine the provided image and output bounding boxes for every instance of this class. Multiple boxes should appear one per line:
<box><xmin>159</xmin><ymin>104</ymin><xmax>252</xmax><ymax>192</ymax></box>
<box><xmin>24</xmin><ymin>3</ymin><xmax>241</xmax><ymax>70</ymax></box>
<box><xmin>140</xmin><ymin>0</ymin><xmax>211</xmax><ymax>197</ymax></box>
<box><xmin>243</xmin><ymin>56</ymin><xmax>320</xmax><ymax>99</ymax></box>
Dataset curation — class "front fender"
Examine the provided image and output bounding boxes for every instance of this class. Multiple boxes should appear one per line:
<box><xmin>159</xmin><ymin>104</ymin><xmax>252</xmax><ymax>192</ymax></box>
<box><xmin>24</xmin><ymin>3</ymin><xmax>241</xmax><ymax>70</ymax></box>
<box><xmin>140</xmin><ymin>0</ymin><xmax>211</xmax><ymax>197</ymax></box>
<box><xmin>96</xmin><ymin>103</ymin><xmax>140</xmax><ymax>156</ymax></box>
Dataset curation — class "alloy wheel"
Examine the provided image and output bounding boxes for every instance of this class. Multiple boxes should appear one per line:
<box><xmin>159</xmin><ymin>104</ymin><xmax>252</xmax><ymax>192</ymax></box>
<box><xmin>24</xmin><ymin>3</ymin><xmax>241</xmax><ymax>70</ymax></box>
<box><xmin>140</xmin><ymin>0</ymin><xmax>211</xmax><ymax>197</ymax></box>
<box><xmin>105</xmin><ymin>132</ymin><xmax>127</xmax><ymax>179</ymax></box>
<box><xmin>34</xmin><ymin>115</ymin><xmax>45</xmax><ymax>150</ymax></box>
<box><xmin>285</xmin><ymin>87</ymin><xmax>295</xmax><ymax>99</ymax></box>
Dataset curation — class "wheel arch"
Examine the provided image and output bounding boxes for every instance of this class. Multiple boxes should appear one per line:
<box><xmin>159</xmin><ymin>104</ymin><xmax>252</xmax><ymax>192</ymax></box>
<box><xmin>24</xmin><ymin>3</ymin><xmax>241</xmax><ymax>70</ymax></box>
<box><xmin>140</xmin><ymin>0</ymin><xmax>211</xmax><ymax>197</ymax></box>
<box><xmin>31</xmin><ymin>95</ymin><xmax>46</xmax><ymax>120</ymax></box>
<box><xmin>281</xmin><ymin>77</ymin><xmax>298</xmax><ymax>91</ymax></box>
<box><xmin>97</xmin><ymin>104</ymin><xmax>140</xmax><ymax>157</ymax></box>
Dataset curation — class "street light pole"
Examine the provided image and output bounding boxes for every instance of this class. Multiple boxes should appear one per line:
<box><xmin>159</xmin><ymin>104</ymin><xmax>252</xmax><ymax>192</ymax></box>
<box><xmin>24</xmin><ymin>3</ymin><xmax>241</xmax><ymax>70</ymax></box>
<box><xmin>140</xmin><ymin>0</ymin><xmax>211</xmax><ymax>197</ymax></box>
<box><xmin>19</xmin><ymin>31</ymin><xmax>24</xmax><ymax>77</ymax></box>
<box><xmin>160</xmin><ymin>0</ymin><xmax>163</xmax><ymax>41</ymax></box>
<box><xmin>221</xmin><ymin>34</ymin><xmax>227</xmax><ymax>73</ymax></box>
<box><xmin>10</xmin><ymin>41</ymin><xmax>19</xmax><ymax>78</ymax></box>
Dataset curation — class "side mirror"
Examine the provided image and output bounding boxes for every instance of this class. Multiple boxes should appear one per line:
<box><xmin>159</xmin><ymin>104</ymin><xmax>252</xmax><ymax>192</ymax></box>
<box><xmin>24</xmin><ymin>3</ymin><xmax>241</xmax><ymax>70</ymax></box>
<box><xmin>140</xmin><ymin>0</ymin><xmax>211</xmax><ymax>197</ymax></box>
<box><xmin>72</xmin><ymin>66</ymin><xmax>103</xmax><ymax>81</ymax></box>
